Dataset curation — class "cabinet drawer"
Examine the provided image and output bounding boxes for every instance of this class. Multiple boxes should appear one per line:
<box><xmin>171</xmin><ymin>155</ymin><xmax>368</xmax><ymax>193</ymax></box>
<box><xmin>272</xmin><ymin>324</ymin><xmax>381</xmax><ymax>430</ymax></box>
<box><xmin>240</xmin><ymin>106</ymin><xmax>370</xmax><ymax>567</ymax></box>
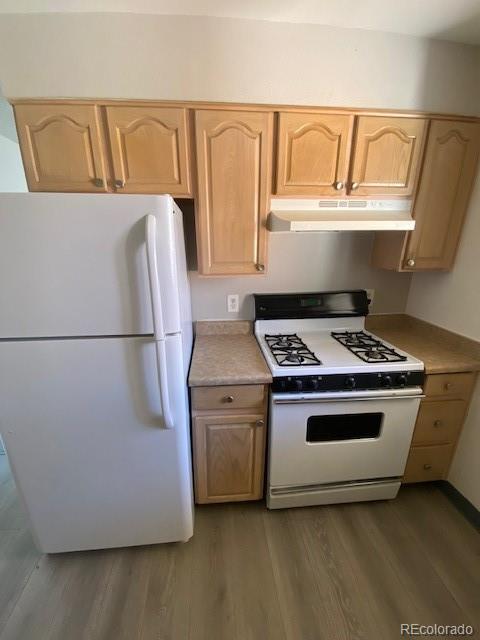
<box><xmin>191</xmin><ymin>385</ymin><xmax>265</xmax><ymax>411</ymax></box>
<box><xmin>403</xmin><ymin>444</ymin><xmax>454</xmax><ymax>483</ymax></box>
<box><xmin>412</xmin><ymin>400</ymin><xmax>466</xmax><ymax>445</ymax></box>
<box><xmin>424</xmin><ymin>373</ymin><xmax>474</xmax><ymax>400</ymax></box>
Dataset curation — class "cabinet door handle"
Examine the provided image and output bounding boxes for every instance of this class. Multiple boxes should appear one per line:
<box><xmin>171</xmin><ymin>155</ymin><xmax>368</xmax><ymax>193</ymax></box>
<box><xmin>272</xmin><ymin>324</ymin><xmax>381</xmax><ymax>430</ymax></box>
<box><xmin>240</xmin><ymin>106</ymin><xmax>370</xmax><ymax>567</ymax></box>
<box><xmin>334</xmin><ymin>181</ymin><xmax>344</xmax><ymax>190</ymax></box>
<box><xmin>433</xmin><ymin>419</ymin><xmax>442</xmax><ymax>427</ymax></box>
<box><xmin>223</xmin><ymin>395</ymin><xmax>234</xmax><ymax>403</ymax></box>
<box><xmin>423</xmin><ymin>464</ymin><xmax>432</xmax><ymax>470</ymax></box>
<box><xmin>350</xmin><ymin>182</ymin><xmax>359</xmax><ymax>191</ymax></box>
<box><xmin>444</xmin><ymin>382</ymin><xmax>452</xmax><ymax>391</ymax></box>
<box><xmin>115</xmin><ymin>179</ymin><xmax>126</xmax><ymax>188</ymax></box>
<box><xmin>256</xmin><ymin>419</ymin><xmax>265</xmax><ymax>427</ymax></box>
<box><xmin>92</xmin><ymin>178</ymin><xmax>104</xmax><ymax>188</ymax></box>
<box><xmin>406</xmin><ymin>258</ymin><xmax>416</xmax><ymax>267</ymax></box>
<box><xmin>255</xmin><ymin>264</ymin><xmax>265</xmax><ymax>272</ymax></box>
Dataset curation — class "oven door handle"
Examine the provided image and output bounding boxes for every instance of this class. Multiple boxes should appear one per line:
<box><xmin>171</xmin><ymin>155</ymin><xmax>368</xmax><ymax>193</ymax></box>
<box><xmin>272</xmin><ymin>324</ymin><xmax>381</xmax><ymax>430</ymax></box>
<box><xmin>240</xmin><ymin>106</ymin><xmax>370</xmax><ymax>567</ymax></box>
<box><xmin>272</xmin><ymin>389</ymin><xmax>424</xmax><ymax>404</ymax></box>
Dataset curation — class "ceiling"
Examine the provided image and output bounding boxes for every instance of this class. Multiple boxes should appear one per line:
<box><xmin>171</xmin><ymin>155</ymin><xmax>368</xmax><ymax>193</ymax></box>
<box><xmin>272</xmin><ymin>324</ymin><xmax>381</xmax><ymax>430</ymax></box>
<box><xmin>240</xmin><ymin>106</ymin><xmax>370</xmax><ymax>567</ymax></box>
<box><xmin>0</xmin><ymin>0</ymin><xmax>480</xmax><ymax>46</ymax></box>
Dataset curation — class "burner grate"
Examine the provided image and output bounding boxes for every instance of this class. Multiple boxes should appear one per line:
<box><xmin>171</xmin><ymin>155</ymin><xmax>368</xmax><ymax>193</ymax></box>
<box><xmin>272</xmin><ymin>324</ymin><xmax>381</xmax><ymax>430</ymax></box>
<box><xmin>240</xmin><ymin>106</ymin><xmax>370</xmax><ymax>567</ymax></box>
<box><xmin>265</xmin><ymin>333</ymin><xmax>321</xmax><ymax>366</ymax></box>
<box><xmin>331</xmin><ymin>331</ymin><xmax>407</xmax><ymax>363</ymax></box>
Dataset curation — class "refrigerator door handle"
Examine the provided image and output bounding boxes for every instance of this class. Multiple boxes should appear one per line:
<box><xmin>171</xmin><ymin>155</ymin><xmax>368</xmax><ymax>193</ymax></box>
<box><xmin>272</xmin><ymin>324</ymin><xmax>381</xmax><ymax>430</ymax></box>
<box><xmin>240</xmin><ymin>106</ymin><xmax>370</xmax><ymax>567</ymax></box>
<box><xmin>145</xmin><ymin>214</ymin><xmax>165</xmax><ymax>340</ymax></box>
<box><xmin>145</xmin><ymin>214</ymin><xmax>174</xmax><ymax>430</ymax></box>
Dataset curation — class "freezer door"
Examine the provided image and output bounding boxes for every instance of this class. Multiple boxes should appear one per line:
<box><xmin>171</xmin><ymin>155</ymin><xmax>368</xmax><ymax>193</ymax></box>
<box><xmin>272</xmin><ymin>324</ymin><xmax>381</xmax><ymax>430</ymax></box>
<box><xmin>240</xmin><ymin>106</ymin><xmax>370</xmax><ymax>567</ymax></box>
<box><xmin>0</xmin><ymin>335</ymin><xmax>194</xmax><ymax>552</ymax></box>
<box><xmin>0</xmin><ymin>193</ymin><xmax>184</xmax><ymax>338</ymax></box>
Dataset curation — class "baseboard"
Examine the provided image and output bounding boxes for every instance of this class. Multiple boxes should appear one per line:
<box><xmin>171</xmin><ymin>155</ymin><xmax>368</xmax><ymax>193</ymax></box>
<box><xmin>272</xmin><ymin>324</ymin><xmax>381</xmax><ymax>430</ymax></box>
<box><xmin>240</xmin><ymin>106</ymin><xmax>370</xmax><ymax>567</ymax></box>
<box><xmin>437</xmin><ymin>481</ymin><xmax>480</xmax><ymax>530</ymax></box>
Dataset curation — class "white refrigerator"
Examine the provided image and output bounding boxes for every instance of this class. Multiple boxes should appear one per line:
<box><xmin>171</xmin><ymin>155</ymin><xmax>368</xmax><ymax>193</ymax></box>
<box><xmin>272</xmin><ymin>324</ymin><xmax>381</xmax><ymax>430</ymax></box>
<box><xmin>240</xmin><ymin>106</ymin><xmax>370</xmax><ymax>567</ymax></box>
<box><xmin>0</xmin><ymin>193</ymin><xmax>194</xmax><ymax>553</ymax></box>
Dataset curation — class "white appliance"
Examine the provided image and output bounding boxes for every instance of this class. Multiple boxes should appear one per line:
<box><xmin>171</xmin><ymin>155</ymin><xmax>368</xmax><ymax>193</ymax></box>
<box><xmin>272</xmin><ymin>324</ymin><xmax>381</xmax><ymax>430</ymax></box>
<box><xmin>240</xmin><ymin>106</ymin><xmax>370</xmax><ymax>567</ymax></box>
<box><xmin>254</xmin><ymin>291</ymin><xmax>424</xmax><ymax>509</ymax></box>
<box><xmin>268</xmin><ymin>198</ymin><xmax>415</xmax><ymax>231</ymax></box>
<box><xmin>0</xmin><ymin>193</ymin><xmax>194</xmax><ymax>553</ymax></box>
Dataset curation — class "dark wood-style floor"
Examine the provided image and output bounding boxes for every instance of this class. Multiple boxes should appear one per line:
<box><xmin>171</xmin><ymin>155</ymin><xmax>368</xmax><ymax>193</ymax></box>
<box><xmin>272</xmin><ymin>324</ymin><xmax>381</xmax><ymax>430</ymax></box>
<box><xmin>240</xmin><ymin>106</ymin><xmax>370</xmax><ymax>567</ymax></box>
<box><xmin>0</xmin><ymin>454</ymin><xmax>478</xmax><ymax>640</ymax></box>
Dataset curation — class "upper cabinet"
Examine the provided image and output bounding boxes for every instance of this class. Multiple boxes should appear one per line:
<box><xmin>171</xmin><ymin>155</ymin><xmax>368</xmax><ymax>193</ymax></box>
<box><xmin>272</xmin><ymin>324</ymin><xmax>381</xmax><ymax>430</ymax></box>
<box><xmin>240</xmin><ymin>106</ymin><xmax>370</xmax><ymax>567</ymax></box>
<box><xmin>372</xmin><ymin>120</ymin><xmax>480</xmax><ymax>271</ymax></box>
<box><xmin>194</xmin><ymin>109</ymin><xmax>273</xmax><ymax>275</ymax></box>
<box><xmin>12</xmin><ymin>99</ymin><xmax>480</xmax><ymax>276</ymax></box>
<box><xmin>403</xmin><ymin>120</ymin><xmax>480</xmax><ymax>270</ymax></box>
<box><xmin>275</xmin><ymin>113</ymin><xmax>427</xmax><ymax>197</ymax></box>
<box><xmin>14</xmin><ymin>104</ymin><xmax>109</xmax><ymax>192</ymax></box>
<box><xmin>275</xmin><ymin>112</ymin><xmax>353</xmax><ymax>196</ymax></box>
<box><xmin>349</xmin><ymin>116</ymin><xmax>427</xmax><ymax>196</ymax></box>
<box><xmin>105</xmin><ymin>106</ymin><xmax>191</xmax><ymax>195</ymax></box>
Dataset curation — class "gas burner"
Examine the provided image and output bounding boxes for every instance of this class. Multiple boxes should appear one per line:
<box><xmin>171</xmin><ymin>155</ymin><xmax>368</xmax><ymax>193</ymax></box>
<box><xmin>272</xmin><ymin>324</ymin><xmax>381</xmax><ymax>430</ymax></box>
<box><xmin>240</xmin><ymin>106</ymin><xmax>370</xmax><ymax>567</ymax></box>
<box><xmin>265</xmin><ymin>334</ymin><xmax>321</xmax><ymax>367</ymax></box>
<box><xmin>331</xmin><ymin>331</ymin><xmax>407</xmax><ymax>364</ymax></box>
<box><xmin>364</xmin><ymin>350</ymin><xmax>383</xmax><ymax>360</ymax></box>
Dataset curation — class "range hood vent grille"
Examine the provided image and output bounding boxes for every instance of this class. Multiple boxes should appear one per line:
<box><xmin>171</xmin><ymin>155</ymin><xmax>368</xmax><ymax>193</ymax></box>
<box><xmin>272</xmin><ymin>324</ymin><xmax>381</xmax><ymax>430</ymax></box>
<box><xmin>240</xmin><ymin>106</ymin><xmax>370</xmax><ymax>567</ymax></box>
<box><xmin>317</xmin><ymin>200</ymin><xmax>369</xmax><ymax>209</ymax></box>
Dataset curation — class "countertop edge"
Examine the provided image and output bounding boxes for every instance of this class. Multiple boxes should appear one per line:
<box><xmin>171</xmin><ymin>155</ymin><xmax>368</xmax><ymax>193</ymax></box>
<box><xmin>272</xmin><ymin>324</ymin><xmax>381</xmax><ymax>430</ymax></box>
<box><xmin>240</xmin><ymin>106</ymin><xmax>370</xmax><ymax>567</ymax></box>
<box><xmin>189</xmin><ymin>375</ymin><xmax>273</xmax><ymax>388</ymax></box>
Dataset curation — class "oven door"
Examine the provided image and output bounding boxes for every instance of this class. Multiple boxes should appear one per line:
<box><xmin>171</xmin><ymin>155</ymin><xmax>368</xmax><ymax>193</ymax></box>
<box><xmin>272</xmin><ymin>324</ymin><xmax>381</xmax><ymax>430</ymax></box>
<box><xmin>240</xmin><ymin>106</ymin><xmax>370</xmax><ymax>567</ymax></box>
<box><xmin>268</xmin><ymin>389</ymin><xmax>422</xmax><ymax>488</ymax></box>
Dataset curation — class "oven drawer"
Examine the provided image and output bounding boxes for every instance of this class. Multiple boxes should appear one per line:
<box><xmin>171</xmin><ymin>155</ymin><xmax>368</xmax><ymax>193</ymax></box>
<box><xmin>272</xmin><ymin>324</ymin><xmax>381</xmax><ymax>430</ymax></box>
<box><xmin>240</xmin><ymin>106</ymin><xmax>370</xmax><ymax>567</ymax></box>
<box><xmin>424</xmin><ymin>373</ymin><xmax>474</xmax><ymax>400</ymax></box>
<box><xmin>412</xmin><ymin>400</ymin><xmax>466</xmax><ymax>445</ymax></box>
<box><xmin>268</xmin><ymin>394</ymin><xmax>421</xmax><ymax>488</ymax></box>
<box><xmin>191</xmin><ymin>384</ymin><xmax>265</xmax><ymax>411</ymax></box>
<box><xmin>403</xmin><ymin>444</ymin><xmax>454</xmax><ymax>483</ymax></box>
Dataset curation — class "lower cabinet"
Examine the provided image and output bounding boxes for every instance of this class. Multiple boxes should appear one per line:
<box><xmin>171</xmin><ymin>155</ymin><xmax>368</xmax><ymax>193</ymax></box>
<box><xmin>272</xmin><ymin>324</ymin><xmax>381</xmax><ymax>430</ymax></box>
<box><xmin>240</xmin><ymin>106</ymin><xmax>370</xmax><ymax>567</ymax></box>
<box><xmin>191</xmin><ymin>385</ymin><xmax>267</xmax><ymax>503</ymax></box>
<box><xmin>403</xmin><ymin>372</ymin><xmax>476</xmax><ymax>483</ymax></box>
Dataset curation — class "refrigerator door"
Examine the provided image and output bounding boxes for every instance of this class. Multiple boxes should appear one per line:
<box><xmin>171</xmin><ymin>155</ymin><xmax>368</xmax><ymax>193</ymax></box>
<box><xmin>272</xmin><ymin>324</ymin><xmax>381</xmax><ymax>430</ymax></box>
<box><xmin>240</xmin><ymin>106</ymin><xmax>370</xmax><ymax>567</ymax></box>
<box><xmin>0</xmin><ymin>193</ymin><xmax>183</xmax><ymax>339</ymax></box>
<box><xmin>0</xmin><ymin>334</ymin><xmax>193</xmax><ymax>552</ymax></box>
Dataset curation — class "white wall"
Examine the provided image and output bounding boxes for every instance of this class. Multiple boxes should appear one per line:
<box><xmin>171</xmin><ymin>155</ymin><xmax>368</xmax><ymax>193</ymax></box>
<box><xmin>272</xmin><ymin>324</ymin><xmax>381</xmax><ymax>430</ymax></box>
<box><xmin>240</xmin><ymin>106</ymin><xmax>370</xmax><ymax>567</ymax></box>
<box><xmin>190</xmin><ymin>231</ymin><xmax>411</xmax><ymax>318</ymax></box>
<box><xmin>407</xmin><ymin>167</ymin><xmax>480</xmax><ymax>509</ymax></box>
<box><xmin>0</xmin><ymin>14</ymin><xmax>479</xmax><ymax>113</ymax></box>
<box><xmin>1</xmin><ymin>13</ymin><xmax>479</xmax><ymax>320</ymax></box>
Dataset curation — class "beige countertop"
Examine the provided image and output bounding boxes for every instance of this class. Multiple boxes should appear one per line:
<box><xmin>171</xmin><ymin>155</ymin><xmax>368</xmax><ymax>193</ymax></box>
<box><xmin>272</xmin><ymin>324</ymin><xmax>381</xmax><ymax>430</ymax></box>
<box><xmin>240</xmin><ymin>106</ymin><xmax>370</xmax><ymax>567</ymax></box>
<box><xmin>189</xmin><ymin>315</ymin><xmax>480</xmax><ymax>386</ymax></box>
<box><xmin>188</xmin><ymin>322</ymin><xmax>272</xmax><ymax>387</ymax></box>
<box><xmin>366</xmin><ymin>314</ymin><xmax>480</xmax><ymax>375</ymax></box>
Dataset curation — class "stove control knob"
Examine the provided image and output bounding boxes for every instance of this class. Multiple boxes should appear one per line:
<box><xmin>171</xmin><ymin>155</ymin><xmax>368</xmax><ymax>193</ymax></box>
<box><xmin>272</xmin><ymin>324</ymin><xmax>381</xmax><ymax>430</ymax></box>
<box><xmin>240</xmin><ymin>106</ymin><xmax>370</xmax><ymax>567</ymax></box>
<box><xmin>344</xmin><ymin>376</ymin><xmax>356</xmax><ymax>389</ymax></box>
<box><xmin>382</xmin><ymin>375</ymin><xmax>393</xmax><ymax>387</ymax></box>
<box><xmin>310</xmin><ymin>378</ymin><xmax>319</xmax><ymax>391</ymax></box>
<box><xmin>397</xmin><ymin>374</ymin><xmax>407</xmax><ymax>387</ymax></box>
<box><xmin>295</xmin><ymin>379</ymin><xmax>303</xmax><ymax>391</ymax></box>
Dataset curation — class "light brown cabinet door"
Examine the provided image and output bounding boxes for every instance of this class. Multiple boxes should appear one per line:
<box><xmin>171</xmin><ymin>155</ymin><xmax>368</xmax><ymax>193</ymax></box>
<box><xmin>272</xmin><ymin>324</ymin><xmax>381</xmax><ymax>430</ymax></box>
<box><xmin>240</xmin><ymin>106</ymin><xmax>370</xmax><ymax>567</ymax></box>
<box><xmin>194</xmin><ymin>109</ymin><xmax>273</xmax><ymax>275</ymax></box>
<box><xmin>105</xmin><ymin>106</ymin><xmax>191</xmax><ymax>195</ymax></box>
<box><xmin>275</xmin><ymin>112</ymin><xmax>353</xmax><ymax>196</ymax></box>
<box><xmin>14</xmin><ymin>104</ymin><xmax>108</xmax><ymax>192</ymax></box>
<box><xmin>192</xmin><ymin>414</ymin><xmax>266</xmax><ymax>503</ymax></box>
<box><xmin>403</xmin><ymin>120</ymin><xmax>480</xmax><ymax>270</ymax></box>
<box><xmin>349</xmin><ymin>116</ymin><xmax>427</xmax><ymax>196</ymax></box>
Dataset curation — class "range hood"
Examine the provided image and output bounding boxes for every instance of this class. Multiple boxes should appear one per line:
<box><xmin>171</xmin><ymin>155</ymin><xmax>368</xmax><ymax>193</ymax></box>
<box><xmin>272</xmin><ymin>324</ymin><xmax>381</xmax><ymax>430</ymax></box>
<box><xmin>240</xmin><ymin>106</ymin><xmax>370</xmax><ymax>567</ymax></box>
<box><xmin>268</xmin><ymin>199</ymin><xmax>415</xmax><ymax>232</ymax></box>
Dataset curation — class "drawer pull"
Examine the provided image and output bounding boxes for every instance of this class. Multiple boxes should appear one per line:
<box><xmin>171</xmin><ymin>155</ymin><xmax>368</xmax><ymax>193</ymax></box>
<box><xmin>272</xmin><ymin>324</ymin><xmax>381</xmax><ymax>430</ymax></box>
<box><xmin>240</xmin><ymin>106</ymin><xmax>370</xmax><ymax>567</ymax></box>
<box><xmin>256</xmin><ymin>419</ymin><xmax>265</xmax><ymax>427</ymax></box>
<box><xmin>444</xmin><ymin>382</ymin><xmax>452</xmax><ymax>391</ymax></box>
<box><xmin>423</xmin><ymin>464</ymin><xmax>433</xmax><ymax>470</ymax></box>
<box><xmin>433</xmin><ymin>420</ymin><xmax>442</xmax><ymax>427</ymax></box>
<box><xmin>223</xmin><ymin>395</ymin><xmax>234</xmax><ymax>403</ymax></box>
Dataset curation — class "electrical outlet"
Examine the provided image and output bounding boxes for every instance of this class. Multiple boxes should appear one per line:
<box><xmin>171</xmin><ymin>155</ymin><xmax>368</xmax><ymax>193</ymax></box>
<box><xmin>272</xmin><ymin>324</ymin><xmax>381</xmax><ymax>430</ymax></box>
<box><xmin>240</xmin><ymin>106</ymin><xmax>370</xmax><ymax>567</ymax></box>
<box><xmin>366</xmin><ymin>289</ymin><xmax>375</xmax><ymax>306</ymax></box>
<box><xmin>227</xmin><ymin>294</ymin><xmax>239</xmax><ymax>313</ymax></box>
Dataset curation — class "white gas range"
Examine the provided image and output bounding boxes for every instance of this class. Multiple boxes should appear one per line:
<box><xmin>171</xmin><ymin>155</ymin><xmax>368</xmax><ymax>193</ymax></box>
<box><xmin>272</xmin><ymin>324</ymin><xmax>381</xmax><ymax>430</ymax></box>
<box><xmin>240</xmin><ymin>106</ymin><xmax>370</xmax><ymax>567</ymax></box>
<box><xmin>254</xmin><ymin>290</ymin><xmax>425</xmax><ymax>509</ymax></box>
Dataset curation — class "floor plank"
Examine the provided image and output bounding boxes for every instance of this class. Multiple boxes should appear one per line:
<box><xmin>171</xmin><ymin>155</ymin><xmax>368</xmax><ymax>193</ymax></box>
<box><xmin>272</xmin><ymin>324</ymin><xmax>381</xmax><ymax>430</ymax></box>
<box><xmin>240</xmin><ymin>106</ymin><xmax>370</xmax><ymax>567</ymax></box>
<box><xmin>0</xmin><ymin>453</ymin><xmax>478</xmax><ymax>640</ymax></box>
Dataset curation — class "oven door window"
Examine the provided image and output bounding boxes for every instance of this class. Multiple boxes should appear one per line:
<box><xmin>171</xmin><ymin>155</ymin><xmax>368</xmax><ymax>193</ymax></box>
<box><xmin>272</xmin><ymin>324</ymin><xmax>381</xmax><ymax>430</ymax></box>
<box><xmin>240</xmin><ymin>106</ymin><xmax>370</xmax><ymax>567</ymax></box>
<box><xmin>306</xmin><ymin>413</ymin><xmax>383</xmax><ymax>442</ymax></box>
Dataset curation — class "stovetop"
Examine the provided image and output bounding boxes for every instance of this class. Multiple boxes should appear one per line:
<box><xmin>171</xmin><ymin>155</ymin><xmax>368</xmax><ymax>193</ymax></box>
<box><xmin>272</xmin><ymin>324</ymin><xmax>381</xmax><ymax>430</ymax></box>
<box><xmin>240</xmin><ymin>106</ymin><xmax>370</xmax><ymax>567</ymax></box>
<box><xmin>256</xmin><ymin>320</ymin><xmax>423</xmax><ymax>376</ymax></box>
<box><xmin>253</xmin><ymin>291</ymin><xmax>425</xmax><ymax>394</ymax></box>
